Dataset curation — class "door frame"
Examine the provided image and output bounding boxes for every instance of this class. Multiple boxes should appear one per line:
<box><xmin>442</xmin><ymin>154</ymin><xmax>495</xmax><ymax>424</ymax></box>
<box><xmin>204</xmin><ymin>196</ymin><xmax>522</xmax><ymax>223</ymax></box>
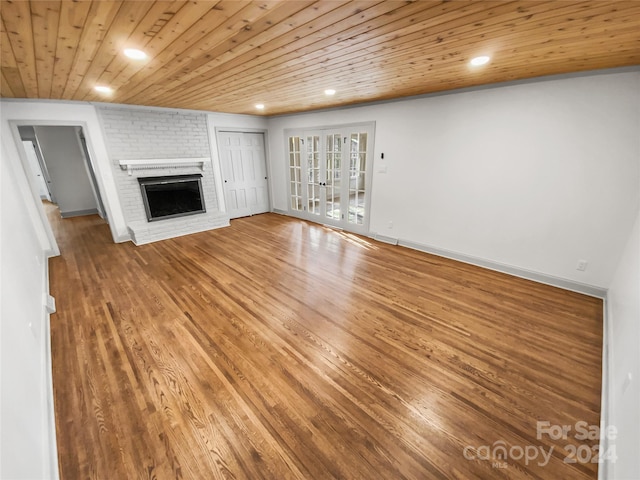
<box><xmin>284</xmin><ymin>121</ymin><xmax>376</xmax><ymax>235</ymax></box>
<box><xmin>21</xmin><ymin>139</ymin><xmax>52</xmax><ymax>201</ymax></box>
<box><xmin>213</xmin><ymin>127</ymin><xmax>272</xmax><ymax>217</ymax></box>
<box><xmin>76</xmin><ymin>128</ymin><xmax>107</xmax><ymax>219</ymax></box>
<box><xmin>8</xmin><ymin>119</ymin><xmax>118</xmax><ymax>253</ymax></box>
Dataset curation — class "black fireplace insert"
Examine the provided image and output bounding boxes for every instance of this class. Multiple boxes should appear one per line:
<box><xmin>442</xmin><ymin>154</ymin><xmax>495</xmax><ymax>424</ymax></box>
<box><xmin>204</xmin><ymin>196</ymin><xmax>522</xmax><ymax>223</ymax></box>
<box><xmin>138</xmin><ymin>174</ymin><xmax>205</xmax><ymax>222</ymax></box>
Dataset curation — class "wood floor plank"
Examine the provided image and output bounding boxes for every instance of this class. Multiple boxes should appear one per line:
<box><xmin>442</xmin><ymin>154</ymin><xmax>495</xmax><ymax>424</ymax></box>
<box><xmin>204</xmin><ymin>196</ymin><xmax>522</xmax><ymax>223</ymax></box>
<box><xmin>46</xmin><ymin>204</ymin><xmax>603</xmax><ymax>479</ymax></box>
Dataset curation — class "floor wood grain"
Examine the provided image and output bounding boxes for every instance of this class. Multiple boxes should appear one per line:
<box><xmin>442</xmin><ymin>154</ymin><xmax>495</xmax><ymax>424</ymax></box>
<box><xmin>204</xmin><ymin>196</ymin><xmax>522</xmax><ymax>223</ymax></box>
<box><xmin>47</xmin><ymin>204</ymin><xmax>603</xmax><ymax>479</ymax></box>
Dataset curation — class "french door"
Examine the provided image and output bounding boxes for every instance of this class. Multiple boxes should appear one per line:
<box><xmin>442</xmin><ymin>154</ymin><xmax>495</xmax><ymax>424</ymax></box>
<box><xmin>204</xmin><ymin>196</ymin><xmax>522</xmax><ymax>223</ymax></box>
<box><xmin>287</xmin><ymin>123</ymin><xmax>374</xmax><ymax>234</ymax></box>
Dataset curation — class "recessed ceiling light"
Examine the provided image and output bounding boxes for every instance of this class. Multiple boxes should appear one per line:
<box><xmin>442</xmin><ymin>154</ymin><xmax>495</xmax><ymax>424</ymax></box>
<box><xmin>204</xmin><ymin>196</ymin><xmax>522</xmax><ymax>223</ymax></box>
<box><xmin>94</xmin><ymin>85</ymin><xmax>113</xmax><ymax>94</ymax></box>
<box><xmin>470</xmin><ymin>55</ymin><xmax>490</xmax><ymax>66</ymax></box>
<box><xmin>124</xmin><ymin>48</ymin><xmax>147</xmax><ymax>60</ymax></box>
<box><xmin>255</xmin><ymin>104</ymin><xmax>265</xmax><ymax>110</ymax></box>
<box><xmin>325</xmin><ymin>89</ymin><xmax>336</xmax><ymax>96</ymax></box>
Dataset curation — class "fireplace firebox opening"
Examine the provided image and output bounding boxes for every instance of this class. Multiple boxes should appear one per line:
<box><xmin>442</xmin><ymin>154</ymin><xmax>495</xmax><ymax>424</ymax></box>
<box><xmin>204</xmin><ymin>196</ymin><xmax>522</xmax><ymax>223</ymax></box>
<box><xmin>138</xmin><ymin>174</ymin><xmax>205</xmax><ymax>222</ymax></box>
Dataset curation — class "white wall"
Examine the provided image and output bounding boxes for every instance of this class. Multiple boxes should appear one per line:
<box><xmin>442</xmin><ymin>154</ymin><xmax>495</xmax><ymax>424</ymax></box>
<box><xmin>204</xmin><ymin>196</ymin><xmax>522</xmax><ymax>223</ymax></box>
<box><xmin>0</xmin><ymin>100</ymin><xmax>128</xmax><ymax>242</ymax></box>
<box><xmin>607</xmin><ymin>206</ymin><xmax>640</xmax><ymax>480</ymax></box>
<box><xmin>0</xmin><ymin>141</ymin><xmax>57</xmax><ymax>478</ymax></box>
<box><xmin>267</xmin><ymin>71</ymin><xmax>640</xmax><ymax>289</ymax></box>
<box><xmin>34</xmin><ymin>126</ymin><xmax>98</xmax><ymax>216</ymax></box>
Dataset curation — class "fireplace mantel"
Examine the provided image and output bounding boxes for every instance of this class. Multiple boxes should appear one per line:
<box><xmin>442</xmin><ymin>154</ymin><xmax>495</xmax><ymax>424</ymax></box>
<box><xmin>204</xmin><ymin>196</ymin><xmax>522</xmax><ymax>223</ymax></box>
<box><xmin>118</xmin><ymin>157</ymin><xmax>210</xmax><ymax>176</ymax></box>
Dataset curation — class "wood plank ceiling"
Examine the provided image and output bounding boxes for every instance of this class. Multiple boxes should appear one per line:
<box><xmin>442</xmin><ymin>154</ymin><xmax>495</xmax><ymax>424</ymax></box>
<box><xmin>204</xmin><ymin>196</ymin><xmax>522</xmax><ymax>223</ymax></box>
<box><xmin>1</xmin><ymin>1</ymin><xmax>639</xmax><ymax>116</ymax></box>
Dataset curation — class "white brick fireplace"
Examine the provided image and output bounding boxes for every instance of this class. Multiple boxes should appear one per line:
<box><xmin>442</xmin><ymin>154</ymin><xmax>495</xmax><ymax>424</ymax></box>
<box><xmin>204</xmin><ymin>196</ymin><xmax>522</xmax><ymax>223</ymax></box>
<box><xmin>98</xmin><ymin>105</ymin><xmax>229</xmax><ymax>245</ymax></box>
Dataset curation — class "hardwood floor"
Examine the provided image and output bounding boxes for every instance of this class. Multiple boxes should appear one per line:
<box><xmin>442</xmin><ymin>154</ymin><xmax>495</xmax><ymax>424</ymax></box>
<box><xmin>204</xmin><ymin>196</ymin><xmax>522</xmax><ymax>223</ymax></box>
<box><xmin>47</xmin><ymin>205</ymin><xmax>603</xmax><ymax>479</ymax></box>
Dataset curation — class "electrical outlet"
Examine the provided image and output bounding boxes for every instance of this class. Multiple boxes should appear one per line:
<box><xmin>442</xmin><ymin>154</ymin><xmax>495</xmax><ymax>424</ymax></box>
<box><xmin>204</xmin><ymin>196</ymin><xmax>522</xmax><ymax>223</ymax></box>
<box><xmin>387</xmin><ymin>221</ymin><xmax>393</xmax><ymax>229</ymax></box>
<box><xmin>577</xmin><ymin>260</ymin><xmax>588</xmax><ymax>271</ymax></box>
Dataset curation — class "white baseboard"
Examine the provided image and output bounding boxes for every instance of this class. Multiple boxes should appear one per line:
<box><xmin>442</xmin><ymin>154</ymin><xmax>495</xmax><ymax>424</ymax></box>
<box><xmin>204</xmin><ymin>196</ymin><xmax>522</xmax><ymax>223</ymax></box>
<box><xmin>60</xmin><ymin>208</ymin><xmax>99</xmax><ymax>218</ymax></box>
<box><xmin>372</xmin><ymin>233</ymin><xmax>398</xmax><ymax>245</ymax></box>
<box><xmin>391</xmin><ymin>237</ymin><xmax>607</xmax><ymax>298</ymax></box>
<box><xmin>113</xmin><ymin>232</ymin><xmax>132</xmax><ymax>243</ymax></box>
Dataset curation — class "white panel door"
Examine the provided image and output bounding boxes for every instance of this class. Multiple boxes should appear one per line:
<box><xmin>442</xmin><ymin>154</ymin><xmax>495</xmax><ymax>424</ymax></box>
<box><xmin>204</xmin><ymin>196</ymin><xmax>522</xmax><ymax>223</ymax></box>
<box><xmin>219</xmin><ymin>132</ymin><xmax>269</xmax><ymax>219</ymax></box>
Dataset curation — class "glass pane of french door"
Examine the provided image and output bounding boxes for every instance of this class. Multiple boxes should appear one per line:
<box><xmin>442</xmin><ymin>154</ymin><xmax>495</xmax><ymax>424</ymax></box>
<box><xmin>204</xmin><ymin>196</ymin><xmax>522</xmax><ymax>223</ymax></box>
<box><xmin>306</xmin><ymin>135</ymin><xmax>321</xmax><ymax>215</ymax></box>
<box><xmin>288</xmin><ymin>136</ymin><xmax>303</xmax><ymax>211</ymax></box>
<box><xmin>325</xmin><ymin>133</ymin><xmax>341</xmax><ymax>220</ymax></box>
<box><xmin>348</xmin><ymin>132</ymin><xmax>367</xmax><ymax>225</ymax></box>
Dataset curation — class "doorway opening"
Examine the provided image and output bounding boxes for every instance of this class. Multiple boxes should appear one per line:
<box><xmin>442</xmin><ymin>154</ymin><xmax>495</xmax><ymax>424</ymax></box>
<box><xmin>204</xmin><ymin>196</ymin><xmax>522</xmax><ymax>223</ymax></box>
<box><xmin>16</xmin><ymin>125</ymin><xmax>107</xmax><ymax>222</ymax></box>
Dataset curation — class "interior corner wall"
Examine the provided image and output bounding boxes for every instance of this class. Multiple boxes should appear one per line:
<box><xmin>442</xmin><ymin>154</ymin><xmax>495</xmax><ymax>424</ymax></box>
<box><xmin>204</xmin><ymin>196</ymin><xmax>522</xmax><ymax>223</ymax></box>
<box><xmin>606</xmin><ymin>206</ymin><xmax>640</xmax><ymax>479</ymax></box>
<box><xmin>0</xmin><ymin>141</ymin><xmax>56</xmax><ymax>479</ymax></box>
<box><xmin>266</xmin><ymin>70</ymin><xmax>640</xmax><ymax>289</ymax></box>
<box><xmin>0</xmin><ymin>100</ymin><xmax>128</xmax><ymax>242</ymax></box>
